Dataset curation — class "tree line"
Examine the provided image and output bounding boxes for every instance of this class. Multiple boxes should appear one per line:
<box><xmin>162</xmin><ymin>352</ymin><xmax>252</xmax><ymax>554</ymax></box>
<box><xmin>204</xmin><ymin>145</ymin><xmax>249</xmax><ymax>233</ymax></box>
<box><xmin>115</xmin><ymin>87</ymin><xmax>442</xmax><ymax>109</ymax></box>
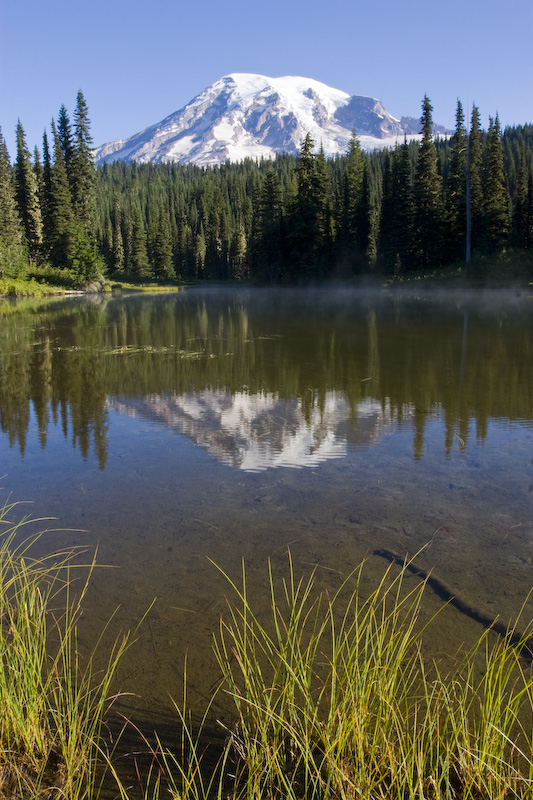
<box><xmin>1</xmin><ymin>94</ymin><xmax>532</xmax><ymax>284</ymax></box>
<box><xmin>0</xmin><ymin>91</ymin><xmax>103</xmax><ymax>284</ymax></box>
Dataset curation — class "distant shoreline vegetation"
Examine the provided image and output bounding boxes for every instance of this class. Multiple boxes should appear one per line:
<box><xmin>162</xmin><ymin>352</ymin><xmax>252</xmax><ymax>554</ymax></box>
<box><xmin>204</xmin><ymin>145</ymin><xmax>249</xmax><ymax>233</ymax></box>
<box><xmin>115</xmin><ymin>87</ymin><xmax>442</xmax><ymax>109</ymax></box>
<box><xmin>1</xmin><ymin>93</ymin><xmax>532</xmax><ymax>294</ymax></box>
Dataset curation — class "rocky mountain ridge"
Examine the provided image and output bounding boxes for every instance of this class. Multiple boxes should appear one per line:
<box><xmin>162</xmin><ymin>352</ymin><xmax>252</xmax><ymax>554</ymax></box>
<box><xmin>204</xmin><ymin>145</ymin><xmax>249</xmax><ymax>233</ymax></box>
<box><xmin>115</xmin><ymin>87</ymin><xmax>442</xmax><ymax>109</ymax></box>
<box><xmin>94</xmin><ymin>73</ymin><xmax>450</xmax><ymax>166</ymax></box>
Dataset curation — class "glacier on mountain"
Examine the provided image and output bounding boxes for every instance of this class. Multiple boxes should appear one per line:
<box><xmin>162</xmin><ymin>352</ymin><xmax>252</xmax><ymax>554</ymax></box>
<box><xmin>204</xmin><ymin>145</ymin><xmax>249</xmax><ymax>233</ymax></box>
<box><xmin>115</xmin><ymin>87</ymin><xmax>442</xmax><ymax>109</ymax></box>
<box><xmin>93</xmin><ymin>73</ymin><xmax>446</xmax><ymax>167</ymax></box>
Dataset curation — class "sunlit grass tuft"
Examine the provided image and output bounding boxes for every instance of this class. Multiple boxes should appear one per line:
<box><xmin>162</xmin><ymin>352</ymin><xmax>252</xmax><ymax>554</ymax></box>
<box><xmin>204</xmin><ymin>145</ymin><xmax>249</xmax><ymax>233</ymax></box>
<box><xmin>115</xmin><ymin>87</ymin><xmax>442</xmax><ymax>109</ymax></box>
<box><xmin>158</xmin><ymin>553</ymin><xmax>533</xmax><ymax>800</ymax></box>
<box><xmin>0</xmin><ymin>499</ymin><xmax>136</xmax><ymax>799</ymax></box>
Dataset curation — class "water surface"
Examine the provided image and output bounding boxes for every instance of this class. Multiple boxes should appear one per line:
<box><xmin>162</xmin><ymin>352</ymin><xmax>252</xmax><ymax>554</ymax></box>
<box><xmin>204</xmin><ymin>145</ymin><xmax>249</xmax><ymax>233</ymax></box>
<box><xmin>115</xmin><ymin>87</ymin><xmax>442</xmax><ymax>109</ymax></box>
<box><xmin>1</xmin><ymin>286</ymin><xmax>532</xmax><ymax>724</ymax></box>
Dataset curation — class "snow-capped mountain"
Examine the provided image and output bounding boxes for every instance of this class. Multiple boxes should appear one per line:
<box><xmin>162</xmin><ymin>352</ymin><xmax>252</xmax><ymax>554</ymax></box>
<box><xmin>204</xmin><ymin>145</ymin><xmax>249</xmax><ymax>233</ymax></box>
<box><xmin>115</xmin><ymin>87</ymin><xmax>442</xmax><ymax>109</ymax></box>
<box><xmin>94</xmin><ymin>73</ymin><xmax>449</xmax><ymax>167</ymax></box>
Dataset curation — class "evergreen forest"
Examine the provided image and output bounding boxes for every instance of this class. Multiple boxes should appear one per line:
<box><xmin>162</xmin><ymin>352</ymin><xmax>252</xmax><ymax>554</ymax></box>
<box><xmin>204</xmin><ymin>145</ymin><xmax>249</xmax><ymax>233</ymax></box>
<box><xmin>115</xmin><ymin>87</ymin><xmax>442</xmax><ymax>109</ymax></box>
<box><xmin>1</xmin><ymin>93</ymin><xmax>533</xmax><ymax>286</ymax></box>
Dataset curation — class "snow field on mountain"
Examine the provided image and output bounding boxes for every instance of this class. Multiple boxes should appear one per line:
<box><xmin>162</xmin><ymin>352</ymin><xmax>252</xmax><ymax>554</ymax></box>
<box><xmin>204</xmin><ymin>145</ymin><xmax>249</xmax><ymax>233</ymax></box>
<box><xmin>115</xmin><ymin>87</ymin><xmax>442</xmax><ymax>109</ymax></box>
<box><xmin>93</xmin><ymin>73</ymin><xmax>433</xmax><ymax>166</ymax></box>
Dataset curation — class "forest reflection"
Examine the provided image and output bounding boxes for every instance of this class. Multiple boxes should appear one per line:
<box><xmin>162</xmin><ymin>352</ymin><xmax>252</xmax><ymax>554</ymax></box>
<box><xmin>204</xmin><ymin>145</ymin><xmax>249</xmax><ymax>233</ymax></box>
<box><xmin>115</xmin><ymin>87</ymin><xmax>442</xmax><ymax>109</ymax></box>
<box><xmin>1</xmin><ymin>288</ymin><xmax>532</xmax><ymax>470</ymax></box>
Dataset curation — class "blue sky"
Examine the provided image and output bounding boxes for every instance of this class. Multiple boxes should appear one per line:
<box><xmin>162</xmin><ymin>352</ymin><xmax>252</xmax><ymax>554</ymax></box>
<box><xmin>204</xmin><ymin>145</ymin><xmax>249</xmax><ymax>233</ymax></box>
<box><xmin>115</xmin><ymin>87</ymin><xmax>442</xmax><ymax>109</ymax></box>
<box><xmin>1</xmin><ymin>0</ymin><xmax>532</xmax><ymax>159</ymax></box>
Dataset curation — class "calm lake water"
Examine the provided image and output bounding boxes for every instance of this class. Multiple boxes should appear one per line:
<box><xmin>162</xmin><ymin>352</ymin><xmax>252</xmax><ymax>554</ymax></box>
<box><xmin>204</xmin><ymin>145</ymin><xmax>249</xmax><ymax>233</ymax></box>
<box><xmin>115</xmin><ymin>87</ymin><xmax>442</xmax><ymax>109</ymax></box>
<box><xmin>1</xmin><ymin>285</ymin><xmax>533</xmax><ymax>731</ymax></box>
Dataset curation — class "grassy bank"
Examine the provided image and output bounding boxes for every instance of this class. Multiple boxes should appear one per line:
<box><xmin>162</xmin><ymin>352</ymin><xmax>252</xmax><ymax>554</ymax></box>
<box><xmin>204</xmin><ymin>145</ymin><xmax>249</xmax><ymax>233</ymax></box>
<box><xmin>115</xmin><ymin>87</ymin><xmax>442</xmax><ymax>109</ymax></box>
<box><xmin>0</xmin><ymin>265</ymin><xmax>107</xmax><ymax>298</ymax></box>
<box><xmin>0</xmin><ymin>267</ymin><xmax>184</xmax><ymax>298</ymax></box>
<box><xmin>2</xmin><ymin>504</ymin><xmax>533</xmax><ymax>798</ymax></box>
<box><xmin>385</xmin><ymin>250</ymin><xmax>533</xmax><ymax>288</ymax></box>
<box><xmin>3</xmin><ymin>248</ymin><xmax>533</xmax><ymax>298</ymax></box>
<box><xmin>0</xmin><ymin>275</ymin><xmax>80</xmax><ymax>298</ymax></box>
<box><xmin>0</xmin><ymin>266</ymin><xmax>186</xmax><ymax>298</ymax></box>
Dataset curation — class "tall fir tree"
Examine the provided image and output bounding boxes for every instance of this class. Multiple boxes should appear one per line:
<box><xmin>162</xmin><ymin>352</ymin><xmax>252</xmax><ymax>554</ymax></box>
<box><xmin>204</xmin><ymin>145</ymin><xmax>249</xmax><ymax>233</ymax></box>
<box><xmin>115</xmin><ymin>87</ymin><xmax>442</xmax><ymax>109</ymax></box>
<box><xmin>482</xmin><ymin>115</ymin><xmax>509</xmax><ymax>251</ymax></box>
<box><xmin>378</xmin><ymin>142</ymin><xmax>414</xmax><ymax>273</ymax></box>
<box><xmin>361</xmin><ymin>160</ymin><xmax>380</xmax><ymax>269</ymax></box>
<box><xmin>289</xmin><ymin>133</ymin><xmax>330</xmax><ymax>279</ymax></box>
<box><xmin>128</xmin><ymin>202</ymin><xmax>150</xmax><ymax>277</ymax></box>
<box><xmin>468</xmin><ymin>105</ymin><xmax>484</xmax><ymax>257</ymax></box>
<box><xmin>0</xmin><ymin>127</ymin><xmax>27</xmax><ymax>277</ymax></box>
<box><xmin>253</xmin><ymin>168</ymin><xmax>283</xmax><ymax>282</ymax></box>
<box><xmin>57</xmin><ymin>105</ymin><xmax>74</xmax><ymax>177</ymax></box>
<box><xmin>49</xmin><ymin>119</ymin><xmax>75</xmax><ymax>267</ymax></box>
<box><xmin>377</xmin><ymin>149</ymin><xmax>394</xmax><ymax>270</ymax></box>
<box><xmin>344</xmin><ymin>131</ymin><xmax>364</xmax><ymax>237</ymax></box>
<box><xmin>230</xmin><ymin>215</ymin><xmax>247</xmax><ymax>279</ymax></box>
<box><xmin>391</xmin><ymin>139</ymin><xmax>415</xmax><ymax>271</ymax></box>
<box><xmin>446</xmin><ymin>100</ymin><xmax>468</xmax><ymax>261</ymax></box>
<box><xmin>338</xmin><ymin>131</ymin><xmax>364</xmax><ymax>271</ymax></box>
<box><xmin>512</xmin><ymin>153</ymin><xmax>533</xmax><ymax>249</ymax></box>
<box><xmin>194</xmin><ymin>222</ymin><xmax>206</xmax><ymax>278</ymax></box>
<box><xmin>111</xmin><ymin>201</ymin><xmax>125</xmax><ymax>272</ymax></box>
<box><xmin>71</xmin><ymin>90</ymin><xmax>96</xmax><ymax>233</ymax></box>
<box><xmin>314</xmin><ymin>143</ymin><xmax>333</xmax><ymax>268</ymax></box>
<box><xmin>33</xmin><ymin>146</ymin><xmax>43</xmax><ymax>200</ymax></box>
<box><xmin>148</xmin><ymin>206</ymin><xmax>174</xmax><ymax>278</ymax></box>
<box><xmin>70</xmin><ymin>224</ymin><xmax>105</xmax><ymax>285</ymax></box>
<box><xmin>40</xmin><ymin>130</ymin><xmax>54</xmax><ymax>258</ymax></box>
<box><xmin>14</xmin><ymin>120</ymin><xmax>42</xmax><ymax>262</ymax></box>
<box><xmin>413</xmin><ymin>95</ymin><xmax>443</xmax><ymax>269</ymax></box>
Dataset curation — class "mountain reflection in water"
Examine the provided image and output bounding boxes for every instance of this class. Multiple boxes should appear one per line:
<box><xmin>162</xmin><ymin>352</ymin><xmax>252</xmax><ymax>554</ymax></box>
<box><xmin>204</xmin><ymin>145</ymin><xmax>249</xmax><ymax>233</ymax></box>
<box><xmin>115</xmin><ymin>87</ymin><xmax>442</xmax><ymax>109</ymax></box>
<box><xmin>108</xmin><ymin>392</ymin><xmax>392</xmax><ymax>471</ymax></box>
<box><xmin>1</xmin><ymin>287</ymin><xmax>531</xmax><ymax>469</ymax></box>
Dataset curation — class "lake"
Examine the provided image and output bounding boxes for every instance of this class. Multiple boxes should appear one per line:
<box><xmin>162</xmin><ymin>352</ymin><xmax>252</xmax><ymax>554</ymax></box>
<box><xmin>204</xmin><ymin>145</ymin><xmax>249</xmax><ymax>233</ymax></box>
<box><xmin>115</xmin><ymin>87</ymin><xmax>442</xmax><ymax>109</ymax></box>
<box><xmin>1</xmin><ymin>285</ymin><xmax>532</xmax><ymax>733</ymax></box>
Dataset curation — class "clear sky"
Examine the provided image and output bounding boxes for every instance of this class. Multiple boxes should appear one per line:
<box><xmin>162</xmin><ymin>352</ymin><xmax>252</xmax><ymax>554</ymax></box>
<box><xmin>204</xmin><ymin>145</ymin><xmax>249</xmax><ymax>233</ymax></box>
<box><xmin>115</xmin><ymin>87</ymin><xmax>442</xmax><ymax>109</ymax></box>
<box><xmin>1</xmin><ymin>0</ymin><xmax>532</xmax><ymax>159</ymax></box>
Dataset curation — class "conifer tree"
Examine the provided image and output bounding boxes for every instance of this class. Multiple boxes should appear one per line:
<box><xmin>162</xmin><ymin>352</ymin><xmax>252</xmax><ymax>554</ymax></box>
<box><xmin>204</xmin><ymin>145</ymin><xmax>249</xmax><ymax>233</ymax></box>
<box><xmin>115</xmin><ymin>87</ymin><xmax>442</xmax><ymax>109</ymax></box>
<box><xmin>377</xmin><ymin>149</ymin><xmax>395</xmax><ymax>270</ymax></box>
<box><xmin>297</xmin><ymin>134</ymin><xmax>316</xmax><ymax>204</ymax></box>
<box><xmin>57</xmin><ymin>105</ymin><xmax>74</xmax><ymax>176</ymax></box>
<box><xmin>512</xmin><ymin>153</ymin><xmax>533</xmax><ymax>248</ymax></box>
<box><xmin>71</xmin><ymin>90</ymin><xmax>96</xmax><ymax>233</ymax></box>
<box><xmin>335</xmin><ymin>131</ymin><xmax>364</xmax><ymax>272</ymax></box>
<box><xmin>391</xmin><ymin>139</ymin><xmax>415</xmax><ymax>271</ymax></box>
<box><xmin>413</xmin><ymin>95</ymin><xmax>443</xmax><ymax>269</ymax></box>
<box><xmin>289</xmin><ymin>133</ymin><xmax>330</xmax><ymax>278</ymax></box>
<box><xmin>378</xmin><ymin>143</ymin><xmax>414</xmax><ymax>273</ymax></box>
<box><xmin>112</xmin><ymin>201</ymin><xmax>125</xmax><ymax>272</ymax></box>
<box><xmin>40</xmin><ymin>130</ymin><xmax>54</xmax><ymax>258</ymax></box>
<box><xmin>344</xmin><ymin>131</ymin><xmax>364</xmax><ymax>240</ymax></box>
<box><xmin>70</xmin><ymin>224</ymin><xmax>105</xmax><ymax>285</ymax></box>
<box><xmin>14</xmin><ymin>120</ymin><xmax>42</xmax><ymax>262</ymax></box>
<box><xmin>482</xmin><ymin>115</ymin><xmax>509</xmax><ymax>250</ymax></box>
<box><xmin>128</xmin><ymin>202</ymin><xmax>150</xmax><ymax>277</ymax></box>
<box><xmin>49</xmin><ymin>119</ymin><xmax>75</xmax><ymax>266</ymax></box>
<box><xmin>230</xmin><ymin>216</ymin><xmax>247</xmax><ymax>279</ymax></box>
<box><xmin>33</xmin><ymin>146</ymin><xmax>43</xmax><ymax>199</ymax></box>
<box><xmin>254</xmin><ymin>168</ymin><xmax>283</xmax><ymax>281</ymax></box>
<box><xmin>468</xmin><ymin>105</ymin><xmax>484</xmax><ymax>256</ymax></box>
<box><xmin>314</xmin><ymin>143</ymin><xmax>333</xmax><ymax>266</ymax></box>
<box><xmin>527</xmin><ymin>172</ymin><xmax>533</xmax><ymax>250</ymax></box>
<box><xmin>148</xmin><ymin>207</ymin><xmax>174</xmax><ymax>278</ymax></box>
<box><xmin>0</xmin><ymin>127</ymin><xmax>26</xmax><ymax>277</ymax></box>
<box><xmin>446</xmin><ymin>100</ymin><xmax>467</xmax><ymax>261</ymax></box>
<box><xmin>0</xmin><ymin>130</ymin><xmax>23</xmax><ymax>247</ymax></box>
<box><xmin>194</xmin><ymin>223</ymin><xmax>206</xmax><ymax>278</ymax></box>
<box><xmin>360</xmin><ymin>160</ymin><xmax>379</xmax><ymax>268</ymax></box>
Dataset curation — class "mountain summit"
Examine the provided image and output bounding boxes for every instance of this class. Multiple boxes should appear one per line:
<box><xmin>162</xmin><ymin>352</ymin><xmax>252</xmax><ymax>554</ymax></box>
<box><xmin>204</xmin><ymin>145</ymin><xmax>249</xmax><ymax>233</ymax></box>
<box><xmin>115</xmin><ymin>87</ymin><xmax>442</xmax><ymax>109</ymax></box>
<box><xmin>94</xmin><ymin>74</ymin><xmax>446</xmax><ymax>166</ymax></box>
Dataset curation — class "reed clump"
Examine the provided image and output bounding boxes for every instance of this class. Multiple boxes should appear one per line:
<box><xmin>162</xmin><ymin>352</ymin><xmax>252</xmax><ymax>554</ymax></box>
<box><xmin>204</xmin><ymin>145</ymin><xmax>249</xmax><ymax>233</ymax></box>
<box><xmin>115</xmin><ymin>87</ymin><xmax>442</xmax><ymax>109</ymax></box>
<box><xmin>0</xmin><ymin>500</ymin><xmax>133</xmax><ymax>799</ymax></box>
<box><xmin>162</xmin><ymin>554</ymin><xmax>533</xmax><ymax>800</ymax></box>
